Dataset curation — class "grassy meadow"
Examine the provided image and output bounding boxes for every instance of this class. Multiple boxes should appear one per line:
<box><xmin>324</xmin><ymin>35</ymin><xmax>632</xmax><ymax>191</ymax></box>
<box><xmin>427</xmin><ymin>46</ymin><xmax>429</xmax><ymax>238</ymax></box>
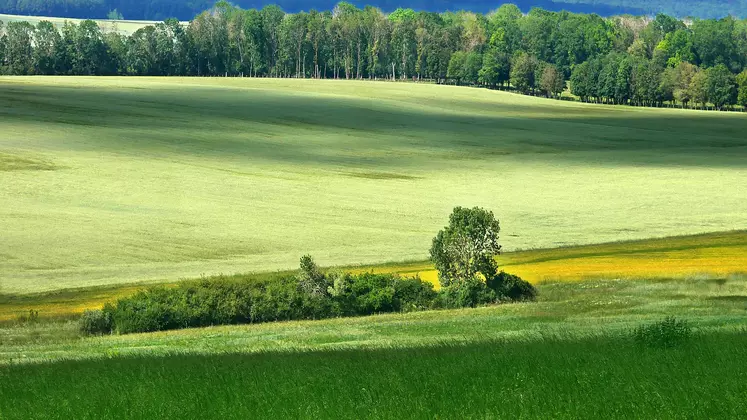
<box><xmin>1</xmin><ymin>76</ymin><xmax>746</xmax><ymax>417</ymax></box>
<box><xmin>2</xmin><ymin>272</ymin><xmax>747</xmax><ymax>418</ymax></box>
<box><xmin>3</xmin><ymin>333</ymin><xmax>747</xmax><ymax>419</ymax></box>
<box><xmin>1</xmin><ymin>77</ymin><xmax>745</xmax><ymax>294</ymax></box>
<box><xmin>3</xmin><ymin>270</ymin><xmax>747</xmax><ymax>364</ymax></box>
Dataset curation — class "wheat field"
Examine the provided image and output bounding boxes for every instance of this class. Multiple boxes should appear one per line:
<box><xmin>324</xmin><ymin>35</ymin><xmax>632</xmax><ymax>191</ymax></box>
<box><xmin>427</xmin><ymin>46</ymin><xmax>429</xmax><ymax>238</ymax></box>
<box><xmin>1</xmin><ymin>77</ymin><xmax>745</xmax><ymax>293</ymax></box>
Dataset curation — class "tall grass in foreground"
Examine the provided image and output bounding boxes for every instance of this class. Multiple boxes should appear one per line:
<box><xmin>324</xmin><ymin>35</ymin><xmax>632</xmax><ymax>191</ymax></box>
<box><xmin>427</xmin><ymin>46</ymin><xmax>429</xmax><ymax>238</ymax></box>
<box><xmin>1</xmin><ymin>332</ymin><xmax>746</xmax><ymax>419</ymax></box>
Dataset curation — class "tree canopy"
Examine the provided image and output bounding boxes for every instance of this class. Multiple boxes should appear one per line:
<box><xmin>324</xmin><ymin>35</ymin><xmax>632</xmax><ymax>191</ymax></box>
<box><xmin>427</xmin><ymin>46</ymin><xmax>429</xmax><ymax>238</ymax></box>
<box><xmin>430</xmin><ymin>206</ymin><xmax>502</xmax><ymax>288</ymax></box>
<box><xmin>1</xmin><ymin>3</ymin><xmax>746</xmax><ymax>109</ymax></box>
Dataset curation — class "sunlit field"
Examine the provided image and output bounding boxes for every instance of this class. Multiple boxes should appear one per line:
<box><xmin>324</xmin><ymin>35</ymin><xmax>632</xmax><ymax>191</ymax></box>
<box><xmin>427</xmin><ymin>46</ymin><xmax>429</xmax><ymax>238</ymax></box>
<box><xmin>384</xmin><ymin>231</ymin><xmax>747</xmax><ymax>285</ymax></box>
<box><xmin>1</xmin><ymin>77</ymin><xmax>745</xmax><ymax>294</ymax></box>
<box><xmin>3</xmin><ymin>271</ymin><xmax>747</xmax><ymax>418</ymax></box>
<box><xmin>0</xmin><ymin>13</ymin><xmax>161</xmax><ymax>35</ymax></box>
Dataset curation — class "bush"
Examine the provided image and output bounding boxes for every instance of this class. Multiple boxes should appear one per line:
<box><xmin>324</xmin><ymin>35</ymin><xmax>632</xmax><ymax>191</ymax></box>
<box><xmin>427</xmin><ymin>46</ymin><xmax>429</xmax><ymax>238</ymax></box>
<box><xmin>99</xmin><ymin>257</ymin><xmax>534</xmax><ymax>335</ymax></box>
<box><xmin>79</xmin><ymin>309</ymin><xmax>112</xmax><ymax>335</ymax></box>
<box><xmin>16</xmin><ymin>309</ymin><xmax>39</xmax><ymax>324</ymax></box>
<box><xmin>102</xmin><ymin>270</ymin><xmax>443</xmax><ymax>334</ymax></box>
<box><xmin>438</xmin><ymin>277</ymin><xmax>496</xmax><ymax>309</ymax></box>
<box><xmin>634</xmin><ymin>317</ymin><xmax>692</xmax><ymax>348</ymax></box>
<box><xmin>393</xmin><ymin>276</ymin><xmax>438</xmax><ymax>312</ymax></box>
<box><xmin>487</xmin><ymin>271</ymin><xmax>537</xmax><ymax>302</ymax></box>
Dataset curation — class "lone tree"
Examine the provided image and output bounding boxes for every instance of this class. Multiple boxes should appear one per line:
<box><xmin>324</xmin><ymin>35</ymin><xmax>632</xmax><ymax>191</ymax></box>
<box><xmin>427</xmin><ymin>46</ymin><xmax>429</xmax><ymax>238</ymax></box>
<box><xmin>429</xmin><ymin>206</ymin><xmax>502</xmax><ymax>287</ymax></box>
<box><xmin>297</xmin><ymin>255</ymin><xmax>328</xmax><ymax>297</ymax></box>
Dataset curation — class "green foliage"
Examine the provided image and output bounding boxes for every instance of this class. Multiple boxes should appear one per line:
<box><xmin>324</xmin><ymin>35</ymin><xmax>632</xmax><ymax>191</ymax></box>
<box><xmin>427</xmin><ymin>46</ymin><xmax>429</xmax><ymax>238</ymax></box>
<box><xmin>297</xmin><ymin>254</ymin><xmax>328</xmax><ymax>297</ymax></box>
<box><xmin>430</xmin><ymin>206</ymin><xmax>502</xmax><ymax>288</ymax></box>
<box><xmin>633</xmin><ymin>316</ymin><xmax>692</xmax><ymax>348</ymax></box>
<box><xmin>0</xmin><ymin>3</ymin><xmax>745</xmax><ymax>109</ymax></box>
<box><xmin>570</xmin><ymin>60</ymin><xmax>593</xmax><ymax>99</ymax></box>
<box><xmin>706</xmin><ymin>64</ymin><xmax>737</xmax><ymax>108</ymax></box>
<box><xmin>78</xmin><ymin>309</ymin><xmax>112</xmax><ymax>335</ymax></box>
<box><xmin>487</xmin><ymin>271</ymin><xmax>537</xmax><ymax>301</ymax></box>
<box><xmin>737</xmin><ymin>70</ymin><xmax>747</xmax><ymax>106</ymax></box>
<box><xmin>93</xmin><ymin>245</ymin><xmax>538</xmax><ymax>335</ymax></box>
<box><xmin>478</xmin><ymin>48</ymin><xmax>510</xmax><ymax>87</ymax></box>
<box><xmin>510</xmin><ymin>52</ymin><xmax>538</xmax><ymax>93</ymax></box>
<box><xmin>539</xmin><ymin>64</ymin><xmax>565</xmax><ymax>97</ymax></box>
<box><xmin>689</xmin><ymin>69</ymin><xmax>710</xmax><ymax>106</ymax></box>
<box><xmin>438</xmin><ymin>276</ymin><xmax>496</xmax><ymax>308</ymax></box>
<box><xmin>98</xmin><ymin>258</ymin><xmax>443</xmax><ymax>334</ymax></box>
<box><xmin>446</xmin><ymin>50</ymin><xmax>466</xmax><ymax>82</ymax></box>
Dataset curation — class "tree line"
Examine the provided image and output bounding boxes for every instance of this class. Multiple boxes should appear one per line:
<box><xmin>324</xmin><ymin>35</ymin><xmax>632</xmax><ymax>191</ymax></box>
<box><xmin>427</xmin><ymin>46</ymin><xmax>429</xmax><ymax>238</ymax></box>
<box><xmin>1</xmin><ymin>2</ymin><xmax>746</xmax><ymax>109</ymax></box>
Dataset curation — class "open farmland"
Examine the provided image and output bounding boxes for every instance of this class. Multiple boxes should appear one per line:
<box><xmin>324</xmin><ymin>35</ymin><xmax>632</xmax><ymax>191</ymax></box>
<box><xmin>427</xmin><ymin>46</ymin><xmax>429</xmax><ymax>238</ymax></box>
<box><xmin>1</xmin><ymin>77</ymin><xmax>746</xmax><ymax>294</ymax></box>
<box><xmin>0</xmin><ymin>13</ymin><xmax>160</xmax><ymax>35</ymax></box>
<box><xmin>2</xmin><ymin>271</ymin><xmax>747</xmax><ymax>418</ymax></box>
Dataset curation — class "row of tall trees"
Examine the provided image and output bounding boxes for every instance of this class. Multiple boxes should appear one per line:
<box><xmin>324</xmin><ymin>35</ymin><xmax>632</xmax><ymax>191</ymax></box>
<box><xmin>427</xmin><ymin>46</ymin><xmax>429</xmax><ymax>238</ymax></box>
<box><xmin>1</xmin><ymin>2</ymin><xmax>746</xmax><ymax>108</ymax></box>
<box><xmin>571</xmin><ymin>54</ymin><xmax>747</xmax><ymax>109</ymax></box>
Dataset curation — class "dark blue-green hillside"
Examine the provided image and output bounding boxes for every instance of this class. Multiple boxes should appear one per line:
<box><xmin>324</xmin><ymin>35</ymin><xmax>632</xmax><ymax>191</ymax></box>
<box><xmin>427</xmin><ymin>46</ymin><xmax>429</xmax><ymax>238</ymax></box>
<box><xmin>0</xmin><ymin>0</ymin><xmax>743</xmax><ymax>22</ymax></box>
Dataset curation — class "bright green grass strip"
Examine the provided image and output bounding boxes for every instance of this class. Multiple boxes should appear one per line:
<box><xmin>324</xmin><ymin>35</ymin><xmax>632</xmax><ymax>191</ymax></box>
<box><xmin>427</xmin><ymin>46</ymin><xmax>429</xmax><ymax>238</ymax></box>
<box><xmin>2</xmin><ymin>333</ymin><xmax>746</xmax><ymax>419</ymax></box>
<box><xmin>2</xmin><ymin>275</ymin><xmax>746</xmax><ymax>365</ymax></box>
<box><xmin>1</xmin><ymin>77</ymin><xmax>745</xmax><ymax>293</ymax></box>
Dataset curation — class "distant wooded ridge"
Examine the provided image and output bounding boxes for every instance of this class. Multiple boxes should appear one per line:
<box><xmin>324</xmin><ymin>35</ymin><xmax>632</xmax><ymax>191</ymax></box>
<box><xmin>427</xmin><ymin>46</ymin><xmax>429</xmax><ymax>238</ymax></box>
<box><xmin>0</xmin><ymin>0</ymin><xmax>745</xmax><ymax>22</ymax></box>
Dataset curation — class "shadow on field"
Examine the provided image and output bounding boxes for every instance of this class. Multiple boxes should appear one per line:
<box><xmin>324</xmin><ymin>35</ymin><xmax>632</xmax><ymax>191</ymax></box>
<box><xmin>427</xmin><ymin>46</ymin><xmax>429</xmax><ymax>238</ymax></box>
<box><xmin>1</xmin><ymin>83</ymin><xmax>746</xmax><ymax>168</ymax></box>
<box><xmin>2</xmin><ymin>332</ymin><xmax>747</xmax><ymax>419</ymax></box>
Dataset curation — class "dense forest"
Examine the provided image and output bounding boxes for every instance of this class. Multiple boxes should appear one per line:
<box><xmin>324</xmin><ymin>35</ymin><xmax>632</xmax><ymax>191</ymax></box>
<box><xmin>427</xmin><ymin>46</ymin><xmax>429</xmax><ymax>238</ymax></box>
<box><xmin>1</xmin><ymin>2</ymin><xmax>746</xmax><ymax>109</ymax></box>
<box><xmin>0</xmin><ymin>0</ymin><xmax>744</xmax><ymax>21</ymax></box>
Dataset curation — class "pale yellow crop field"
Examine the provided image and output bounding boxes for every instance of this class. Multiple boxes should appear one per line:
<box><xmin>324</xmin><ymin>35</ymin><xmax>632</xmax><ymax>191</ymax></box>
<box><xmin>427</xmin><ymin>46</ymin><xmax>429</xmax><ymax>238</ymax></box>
<box><xmin>0</xmin><ymin>13</ymin><xmax>163</xmax><ymax>35</ymax></box>
<box><xmin>0</xmin><ymin>77</ymin><xmax>745</xmax><ymax>294</ymax></box>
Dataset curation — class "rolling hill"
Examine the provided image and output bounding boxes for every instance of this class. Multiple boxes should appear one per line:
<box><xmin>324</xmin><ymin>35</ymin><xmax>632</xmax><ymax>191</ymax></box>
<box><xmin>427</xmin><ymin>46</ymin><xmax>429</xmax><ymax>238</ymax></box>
<box><xmin>1</xmin><ymin>77</ymin><xmax>745</xmax><ymax>293</ymax></box>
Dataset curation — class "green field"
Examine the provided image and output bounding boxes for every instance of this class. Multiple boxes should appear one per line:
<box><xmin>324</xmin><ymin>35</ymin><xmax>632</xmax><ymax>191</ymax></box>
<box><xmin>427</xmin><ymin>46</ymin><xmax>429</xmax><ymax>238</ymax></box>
<box><xmin>1</xmin><ymin>77</ymin><xmax>745</xmax><ymax>294</ymax></box>
<box><xmin>2</xmin><ymin>273</ymin><xmax>747</xmax><ymax>418</ymax></box>
<box><xmin>1</xmin><ymin>76</ymin><xmax>746</xmax><ymax>418</ymax></box>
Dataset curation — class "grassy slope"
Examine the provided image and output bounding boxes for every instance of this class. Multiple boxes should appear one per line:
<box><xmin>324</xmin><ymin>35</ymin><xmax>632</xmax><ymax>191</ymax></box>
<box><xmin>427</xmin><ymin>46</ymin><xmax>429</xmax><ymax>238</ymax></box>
<box><xmin>2</xmin><ymin>274</ymin><xmax>747</xmax><ymax>418</ymax></box>
<box><xmin>3</xmin><ymin>334</ymin><xmax>747</xmax><ymax>419</ymax></box>
<box><xmin>1</xmin><ymin>77</ymin><xmax>745</xmax><ymax>293</ymax></box>
<box><xmin>0</xmin><ymin>13</ymin><xmax>160</xmax><ymax>35</ymax></box>
<box><xmin>2</xmin><ymin>271</ymin><xmax>746</xmax><ymax>364</ymax></box>
<box><xmin>1</xmin><ymin>230</ymin><xmax>744</xmax><ymax>322</ymax></box>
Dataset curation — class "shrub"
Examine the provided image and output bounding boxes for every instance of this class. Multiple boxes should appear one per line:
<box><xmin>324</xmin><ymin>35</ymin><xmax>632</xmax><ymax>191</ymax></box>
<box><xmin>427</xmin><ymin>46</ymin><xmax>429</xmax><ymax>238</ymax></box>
<box><xmin>488</xmin><ymin>271</ymin><xmax>537</xmax><ymax>302</ymax></box>
<box><xmin>79</xmin><ymin>309</ymin><xmax>112</xmax><ymax>335</ymax></box>
<box><xmin>633</xmin><ymin>317</ymin><xmax>692</xmax><ymax>348</ymax></box>
<box><xmin>100</xmin><ymin>256</ymin><xmax>534</xmax><ymax>335</ymax></box>
<box><xmin>16</xmin><ymin>309</ymin><xmax>39</xmax><ymax>324</ymax></box>
<box><xmin>346</xmin><ymin>272</ymin><xmax>397</xmax><ymax>315</ymax></box>
<box><xmin>297</xmin><ymin>255</ymin><xmax>329</xmax><ymax>298</ymax></box>
<box><xmin>438</xmin><ymin>277</ymin><xmax>496</xmax><ymax>309</ymax></box>
<box><xmin>393</xmin><ymin>276</ymin><xmax>438</xmax><ymax>312</ymax></box>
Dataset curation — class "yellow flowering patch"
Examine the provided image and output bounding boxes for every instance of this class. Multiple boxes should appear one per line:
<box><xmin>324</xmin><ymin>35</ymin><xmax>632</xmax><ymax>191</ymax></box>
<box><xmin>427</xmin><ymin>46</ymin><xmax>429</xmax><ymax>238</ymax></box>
<box><xmin>2</xmin><ymin>231</ymin><xmax>744</xmax><ymax>321</ymax></box>
<box><xmin>352</xmin><ymin>231</ymin><xmax>746</xmax><ymax>288</ymax></box>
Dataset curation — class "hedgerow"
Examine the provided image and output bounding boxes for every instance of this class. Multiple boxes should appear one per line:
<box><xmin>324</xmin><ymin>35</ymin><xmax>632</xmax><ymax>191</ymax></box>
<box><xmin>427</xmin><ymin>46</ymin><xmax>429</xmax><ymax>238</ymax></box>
<box><xmin>86</xmin><ymin>257</ymin><xmax>535</xmax><ymax>335</ymax></box>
